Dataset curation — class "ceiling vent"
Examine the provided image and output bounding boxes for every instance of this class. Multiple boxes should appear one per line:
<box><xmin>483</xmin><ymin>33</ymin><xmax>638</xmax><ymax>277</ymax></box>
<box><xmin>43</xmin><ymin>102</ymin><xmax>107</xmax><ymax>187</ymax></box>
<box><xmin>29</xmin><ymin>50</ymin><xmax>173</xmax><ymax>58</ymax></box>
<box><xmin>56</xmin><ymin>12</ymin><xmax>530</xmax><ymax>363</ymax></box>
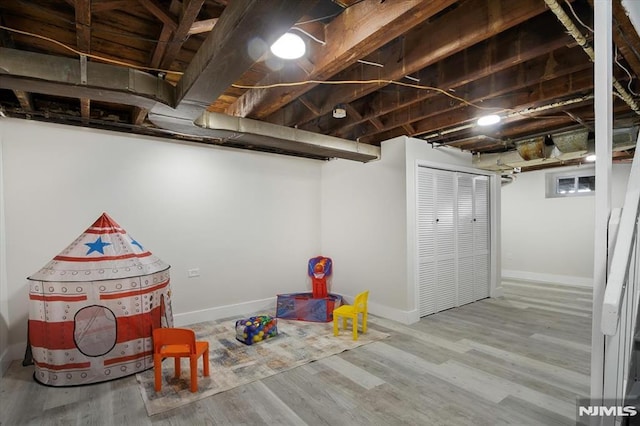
<box><xmin>515</xmin><ymin>137</ymin><xmax>546</xmax><ymax>161</ymax></box>
<box><xmin>551</xmin><ymin>129</ymin><xmax>589</xmax><ymax>153</ymax></box>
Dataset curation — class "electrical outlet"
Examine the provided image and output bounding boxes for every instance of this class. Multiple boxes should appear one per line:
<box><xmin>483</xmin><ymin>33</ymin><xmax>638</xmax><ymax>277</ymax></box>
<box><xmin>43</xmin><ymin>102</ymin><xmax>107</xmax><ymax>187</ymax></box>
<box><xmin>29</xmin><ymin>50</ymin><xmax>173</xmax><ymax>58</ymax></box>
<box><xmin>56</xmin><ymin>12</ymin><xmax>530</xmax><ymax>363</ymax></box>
<box><xmin>187</xmin><ymin>268</ymin><xmax>200</xmax><ymax>278</ymax></box>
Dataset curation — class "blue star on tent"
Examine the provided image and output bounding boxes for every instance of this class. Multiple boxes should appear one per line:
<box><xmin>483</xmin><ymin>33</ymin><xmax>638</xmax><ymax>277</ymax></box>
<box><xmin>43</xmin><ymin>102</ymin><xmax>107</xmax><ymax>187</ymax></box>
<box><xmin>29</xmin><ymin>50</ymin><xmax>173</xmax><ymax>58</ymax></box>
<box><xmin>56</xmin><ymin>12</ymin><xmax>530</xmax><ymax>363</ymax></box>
<box><xmin>85</xmin><ymin>236</ymin><xmax>112</xmax><ymax>255</ymax></box>
<box><xmin>131</xmin><ymin>238</ymin><xmax>144</xmax><ymax>251</ymax></box>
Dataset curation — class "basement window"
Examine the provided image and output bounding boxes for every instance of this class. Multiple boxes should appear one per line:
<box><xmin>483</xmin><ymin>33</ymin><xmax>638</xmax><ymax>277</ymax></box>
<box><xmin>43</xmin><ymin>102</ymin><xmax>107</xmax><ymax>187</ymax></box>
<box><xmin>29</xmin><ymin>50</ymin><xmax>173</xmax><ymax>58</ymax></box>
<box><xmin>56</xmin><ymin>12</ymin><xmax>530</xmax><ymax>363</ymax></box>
<box><xmin>545</xmin><ymin>168</ymin><xmax>595</xmax><ymax>198</ymax></box>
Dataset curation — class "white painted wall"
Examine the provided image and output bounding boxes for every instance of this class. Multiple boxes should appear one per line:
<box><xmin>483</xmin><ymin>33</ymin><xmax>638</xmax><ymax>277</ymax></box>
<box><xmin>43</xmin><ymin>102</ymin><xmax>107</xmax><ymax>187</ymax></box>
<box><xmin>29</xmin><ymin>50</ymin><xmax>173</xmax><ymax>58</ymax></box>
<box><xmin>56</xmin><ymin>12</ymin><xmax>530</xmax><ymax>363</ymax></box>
<box><xmin>321</xmin><ymin>136</ymin><xmax>477</xmax><ymax>323</ymax></box>
<box><xmin>320</xmin><ymin>137</ymin><xmax>408</xmax><ymax>322</ymax></box>
<box><xmin>502</xmin><ymin>163</ymin><xmax>632</xmax><ymax>286</ymax></box>
<box><xmin>0</xmin><ymin>130</ymin><xmax>10</xmax><ymax>376</ymax></box>
<box><xmin>0</xmin><ymin>119</ymin><xmax>322</xmax><ymax>364</ymax></box>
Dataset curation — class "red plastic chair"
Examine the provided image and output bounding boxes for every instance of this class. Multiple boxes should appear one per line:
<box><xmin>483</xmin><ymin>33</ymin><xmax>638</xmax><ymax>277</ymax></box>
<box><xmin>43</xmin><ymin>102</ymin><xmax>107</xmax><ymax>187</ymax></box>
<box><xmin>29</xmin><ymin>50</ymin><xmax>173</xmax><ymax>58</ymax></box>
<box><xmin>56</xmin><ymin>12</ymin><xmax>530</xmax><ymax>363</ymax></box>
<box><xmin>153</xmin><ymin>327</ymin><xmax>210</xmax><ymax>392</ymax></box>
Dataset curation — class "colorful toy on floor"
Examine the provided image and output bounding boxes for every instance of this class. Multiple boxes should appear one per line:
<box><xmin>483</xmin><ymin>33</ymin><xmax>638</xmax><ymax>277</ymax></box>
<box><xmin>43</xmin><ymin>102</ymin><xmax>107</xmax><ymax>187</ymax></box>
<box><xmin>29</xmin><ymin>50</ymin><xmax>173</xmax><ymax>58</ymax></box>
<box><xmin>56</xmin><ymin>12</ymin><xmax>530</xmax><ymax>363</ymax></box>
<box><xmin>276</xmin><ymin>292</ymin><xmax>343</xmax><ymax>322</ymax></box>
<box><xmin>308</xmin><ymin>256</ymin><xmax>332</xmax><ymax>298</ymax></box>
<box><xmin>277</xmin><ymin>255</ymin><xmax>342</xmax><ymax>322</ymax></box>
<box><xmin>235</xmin><ymin>315</ymin><xmax>278</xmax><ymax>345</ymax></box>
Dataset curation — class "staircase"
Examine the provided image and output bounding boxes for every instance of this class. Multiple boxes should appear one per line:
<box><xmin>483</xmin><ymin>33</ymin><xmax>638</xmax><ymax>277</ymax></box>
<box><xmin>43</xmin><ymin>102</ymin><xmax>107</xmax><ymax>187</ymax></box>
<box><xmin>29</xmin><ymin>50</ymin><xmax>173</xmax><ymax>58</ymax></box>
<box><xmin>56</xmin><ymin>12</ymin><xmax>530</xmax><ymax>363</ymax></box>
<box><xmin>601</xmin><ymin>133</ymin><xmax>640</xmax><ymax>424</ymax></box>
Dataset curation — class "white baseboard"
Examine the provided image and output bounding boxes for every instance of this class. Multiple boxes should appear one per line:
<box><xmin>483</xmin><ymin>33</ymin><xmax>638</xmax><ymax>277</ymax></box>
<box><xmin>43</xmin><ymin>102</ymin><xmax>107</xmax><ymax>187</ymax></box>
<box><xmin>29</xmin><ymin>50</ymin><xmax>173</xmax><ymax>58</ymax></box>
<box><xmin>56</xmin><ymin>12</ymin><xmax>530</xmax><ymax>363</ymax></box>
<box><xmin>502</xmin><ymin>269</ymin><xmax>593</xmax><ymax>288</ymax></box>
<box><xmin>173</xmin><ymin>296</ymin><xmax>278</xmax><ymax>326</ymax></box>
<box><xmin>174</xmin><ymin>294</ymin><xmax>416</xmax><ymax>327</ymax></box>
<box><xmin>370</xmin><ymin>302</ymin><xmax>417</xmax><ymax>325</ymax></box>
<box><xmin>339</xmin><ymin>293</ymin><xmax>417</xmax><ymax>325</ymax></box>
<box><xmin>491</xmin><ymin>286</ymin><xmax>504</xmax><ymax>298</ymax></box>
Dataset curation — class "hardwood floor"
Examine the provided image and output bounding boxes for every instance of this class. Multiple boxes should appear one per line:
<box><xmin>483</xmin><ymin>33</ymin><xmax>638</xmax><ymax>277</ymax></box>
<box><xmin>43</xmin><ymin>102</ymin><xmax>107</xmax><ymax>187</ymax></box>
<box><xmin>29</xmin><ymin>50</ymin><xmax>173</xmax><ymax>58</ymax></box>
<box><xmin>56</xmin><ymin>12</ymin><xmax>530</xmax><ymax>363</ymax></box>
<box><xmin>0</xmin><ymin>280</ymin><xmax>592</xmax><ymax>425</ymax></box>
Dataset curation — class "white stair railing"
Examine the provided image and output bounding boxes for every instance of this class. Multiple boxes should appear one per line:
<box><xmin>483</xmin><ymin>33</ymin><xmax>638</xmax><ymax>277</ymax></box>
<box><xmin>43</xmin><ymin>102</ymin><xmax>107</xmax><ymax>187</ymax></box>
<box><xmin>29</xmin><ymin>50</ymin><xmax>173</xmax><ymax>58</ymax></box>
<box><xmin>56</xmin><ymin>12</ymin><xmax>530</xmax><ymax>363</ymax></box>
<box><xmin>601</xmin><ymin>136</ymin><xmax>640</xmax><ymax>408</ymax></box>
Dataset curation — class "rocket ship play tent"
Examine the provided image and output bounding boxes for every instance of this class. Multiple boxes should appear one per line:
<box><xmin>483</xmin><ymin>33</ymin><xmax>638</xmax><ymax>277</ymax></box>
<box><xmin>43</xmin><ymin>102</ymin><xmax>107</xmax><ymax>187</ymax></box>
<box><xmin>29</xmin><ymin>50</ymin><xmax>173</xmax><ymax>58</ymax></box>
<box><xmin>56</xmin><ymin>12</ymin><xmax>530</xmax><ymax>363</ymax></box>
<box><xmin>26</xmin><ymin>212</ymin><xmax>173</xmax><ymax>386</ymax></box>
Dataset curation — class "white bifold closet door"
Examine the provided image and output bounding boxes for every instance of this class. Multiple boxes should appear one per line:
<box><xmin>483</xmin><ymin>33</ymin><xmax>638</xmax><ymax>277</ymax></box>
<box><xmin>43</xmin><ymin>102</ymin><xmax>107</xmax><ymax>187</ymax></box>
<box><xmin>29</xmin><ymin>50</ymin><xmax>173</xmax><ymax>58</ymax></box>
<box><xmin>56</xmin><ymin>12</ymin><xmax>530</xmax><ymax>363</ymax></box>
<box><xmin>472</xmin><ymin>175</ymin><xmax>490</xmax><ymax>301</ymax></box>
<box><xmin>456</xmin><ymin>174</ymin><xmax>476</xmax><ymax>306</ymax></box>
<box><xmin>417</xmin><ymin>167</ymin><xmax>490</xmax><ymax>317</ymax></box>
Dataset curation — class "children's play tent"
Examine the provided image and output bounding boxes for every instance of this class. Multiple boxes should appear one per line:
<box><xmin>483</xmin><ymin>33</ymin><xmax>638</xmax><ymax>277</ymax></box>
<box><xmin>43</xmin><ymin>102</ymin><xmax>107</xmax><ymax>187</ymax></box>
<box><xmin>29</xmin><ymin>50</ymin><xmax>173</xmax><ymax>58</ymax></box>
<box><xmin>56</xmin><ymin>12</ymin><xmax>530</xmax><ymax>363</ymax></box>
<box><xmin>26</xmin><ymin>212</ymin><xmax>173</xmax><ymax>386</ymax></box>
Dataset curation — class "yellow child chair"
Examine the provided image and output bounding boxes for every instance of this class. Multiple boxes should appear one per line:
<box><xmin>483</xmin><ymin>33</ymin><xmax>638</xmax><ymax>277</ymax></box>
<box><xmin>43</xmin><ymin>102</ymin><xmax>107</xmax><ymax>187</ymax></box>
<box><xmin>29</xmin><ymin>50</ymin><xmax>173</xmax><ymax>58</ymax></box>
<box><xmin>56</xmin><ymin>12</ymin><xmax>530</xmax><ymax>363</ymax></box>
<box><xmin>153</xmin><ymin>327</ymin><xmax>210</xmax><ymax>393</ymax></box>
<box><xmin>333</xmin><ymin>290</ymin><xmax>369</xmax><ymax>340</ymax></box>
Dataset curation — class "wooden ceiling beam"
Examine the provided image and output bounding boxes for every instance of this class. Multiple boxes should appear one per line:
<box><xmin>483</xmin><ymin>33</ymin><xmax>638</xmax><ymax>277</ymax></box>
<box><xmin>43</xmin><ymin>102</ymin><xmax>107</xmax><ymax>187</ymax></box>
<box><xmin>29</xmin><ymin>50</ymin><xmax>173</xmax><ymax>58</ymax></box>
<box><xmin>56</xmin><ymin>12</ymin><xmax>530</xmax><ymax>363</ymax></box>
<box><xmin>91</xmin><ymin>1</ymin><xmax>130</xmax><ymax>13</ymax></box>
<box><xmin>132</xmin><ymin>107</ymin><xmax>148</xmax><ymax>125</ymax></box>
<box><xmin>333</xmin><ymin>0</ymin><xmax>362</xmax><ymax>6</ymax></box>
<box><xmin>404</xmin><ymin>69</ymin><xmax>595</xmax><ymax>143</ymax></box>
<box><xmin>497</xmin><ymin>101</ymin><xmax>632</xmax><ymax>143</ymax></box>
<box><xmin>149</xmin><ymin>0</ymin><xmax>180</xmax><ymax>69</ymax></box>
<box><xmin>226</xmin><ymin>0</ymin><xmax>459</xmax><ymax>119</ymax></box>
<box><xmin>13</xmin><ymin>90</ymin><xmax>33</xmax><ymax>111</ymax></box>
<box><xmin>189</xmin><ymin>18</ymin><xmax>218</xmax><ymax>35</ymax></box>
<box><xmin>138</xmin><ymin>0</ymin><xmax>178</xmax><ymax>31</ymax></box>
<box><xmin>321</xmin><ymin>12</ymin><xmax>576</xmax><ymax>137</ymax></box>
<box><xmin>159</xmin><ymin>0</ymin><xmax>206</xmax><ymax>70</ymax></box>
<box><xmin>354</xmin><ymin>46</ymin><xmax>590</xmax><ymax>142</ymax></box>
<box><xmin>149</xmin><ymin>25</ymin><xmax>173</xmax><ymax>69</ymax></box>
<box><xmin>267</xmin><ymin>0</ymin><xmax>551</xmax><ymax>129</ymax></box>
<box><xmin>75</xmin><ymin>0</ymin><xmax>92</xmax><ymax>120</ymax></box>
<box><xmin>0</xmin><ymin>16</ymin><xmax>34</xmax><ymax>113</ymax></box>
<box><xmin>345</xmin><ymin>103</ymin><xmax>383</xmax><ymax>131</ymax></box>
<box><xmin>363</xmin><ymin>66</ymin><xmax>594</xmax><ymax>144</ymax></box>
<box><xmin>612</xmin><ymin>1</ymin><xmax>640</xmax><ymax>81</ymax></box>
<box><xmin>75</xmin><ymin>0</ymin><xmax>91</xmax><ymax>46</ymax></box>
<box><xmin>80</xmin><ymin>98</ymin><xmax>91</xmax><ymax>121</ymax></box>
<box><xmin>298</xmin><ymin>96</ymin><xmax>322</xmax><ymax>116</ymax></box>
<box><xmin>175</xmin><ymin>0</ymin><xmax>318</xmax><ymax>108</ymax></box>
<box><xmin>494</xmin><ymin>110</ymin><xmax>590</xmax><ymax>140</ymax></box>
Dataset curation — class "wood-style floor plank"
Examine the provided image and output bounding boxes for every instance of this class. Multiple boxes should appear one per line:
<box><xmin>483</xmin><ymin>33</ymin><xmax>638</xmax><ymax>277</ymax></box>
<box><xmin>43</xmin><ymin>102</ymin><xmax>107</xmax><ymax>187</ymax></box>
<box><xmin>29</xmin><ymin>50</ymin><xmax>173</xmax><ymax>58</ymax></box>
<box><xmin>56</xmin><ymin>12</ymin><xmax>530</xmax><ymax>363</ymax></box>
<box><xmin>0</xmin><ymin>280</ymin><xmax>592</xmax><ymax>425</ymax></box>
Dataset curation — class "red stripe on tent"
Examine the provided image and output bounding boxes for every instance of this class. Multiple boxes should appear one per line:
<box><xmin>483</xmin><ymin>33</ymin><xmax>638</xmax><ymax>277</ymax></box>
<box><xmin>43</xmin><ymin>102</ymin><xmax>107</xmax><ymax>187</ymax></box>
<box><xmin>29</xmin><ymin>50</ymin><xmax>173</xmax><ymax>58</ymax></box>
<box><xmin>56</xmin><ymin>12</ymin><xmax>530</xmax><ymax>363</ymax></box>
<box><xmin>29</xmin><ymin>309</ymin><xmax>163</xmax><ymax>349</ymax></box>
<box><xmin>115</xmin><ymin>308</ymin><xmax>162</xmax><ymax>342</ymax></box>
<box><xmin>29</xmin><ymin>295</ymin><xmax>87</xmax><ymax>302</ymax></box>
<box><xmin>104</xmin><ymin>350</ymin><xmax>153</xmax><ymax>366</ymax></box>
<box><xmin>85</xmin><ymin>228</ymin><xmax>127</xmax><ymax>234</ymax></box>
<box><xmin>34</xmin><ymin>361</ymin><xmax>91</xmax><ymax>370</ymax></box>
<box><xmin>29</xmin><ymin>320</ymin><xmax>76</xmax><ymax>350</ymax></box>
<box><xmin>100</xmin><ymin>280</ymin><xmax>169</xmax><ymax>300</ymax></box>
<box><xmin>53</xmin><ymin>252</ymin><xmax>152</xmax><ymax>262</ymax></box>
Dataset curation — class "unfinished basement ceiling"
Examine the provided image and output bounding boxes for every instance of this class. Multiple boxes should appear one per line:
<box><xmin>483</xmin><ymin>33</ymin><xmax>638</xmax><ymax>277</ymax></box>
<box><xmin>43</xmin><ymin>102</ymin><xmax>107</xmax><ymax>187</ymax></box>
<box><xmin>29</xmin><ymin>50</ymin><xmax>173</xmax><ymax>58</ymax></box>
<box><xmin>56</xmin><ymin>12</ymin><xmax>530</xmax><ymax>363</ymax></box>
<box><xmin>0</xmin><ymin>0</ymin><xmax>639</xmax><ymax>171</ymax></box>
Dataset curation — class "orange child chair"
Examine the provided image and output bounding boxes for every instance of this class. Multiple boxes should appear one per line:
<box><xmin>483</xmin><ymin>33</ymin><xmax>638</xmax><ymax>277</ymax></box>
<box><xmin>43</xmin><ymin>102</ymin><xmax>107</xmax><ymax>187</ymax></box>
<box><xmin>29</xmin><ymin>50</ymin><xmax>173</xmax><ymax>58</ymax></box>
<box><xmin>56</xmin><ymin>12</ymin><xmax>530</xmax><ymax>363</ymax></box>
<box><xmin>333</xmin><ymin>290</ymin><xmax>369</xmax><ymax>340</ymax></box>
<box><xmin>153</xmin><ymin>327</ymin><xmax>210</xmax><ymax>393</ymax></box>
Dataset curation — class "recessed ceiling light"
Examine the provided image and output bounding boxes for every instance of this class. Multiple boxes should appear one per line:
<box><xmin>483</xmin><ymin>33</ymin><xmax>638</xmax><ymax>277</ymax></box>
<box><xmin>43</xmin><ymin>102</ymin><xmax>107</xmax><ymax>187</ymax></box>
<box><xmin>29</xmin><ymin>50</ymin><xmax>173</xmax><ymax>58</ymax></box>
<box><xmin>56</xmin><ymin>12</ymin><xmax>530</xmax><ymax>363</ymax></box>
<box><xmin>585</xmin><ymin>154</ymin><xmax>596</xmax><ymax>162</ymax></box>
<box><xmin>477</xmin><ymin>114</ymin><xmax>501</xmax><ymax>126</ymax></box>
<box><xmin>270</xmin><ymin>33</ymin><xmax>305</xmax><ymax>60</ymax></box>
<box><xmin>332</xmin><ymin>105</ymin><xmax>346</xmax><ymax>119</ymax></box>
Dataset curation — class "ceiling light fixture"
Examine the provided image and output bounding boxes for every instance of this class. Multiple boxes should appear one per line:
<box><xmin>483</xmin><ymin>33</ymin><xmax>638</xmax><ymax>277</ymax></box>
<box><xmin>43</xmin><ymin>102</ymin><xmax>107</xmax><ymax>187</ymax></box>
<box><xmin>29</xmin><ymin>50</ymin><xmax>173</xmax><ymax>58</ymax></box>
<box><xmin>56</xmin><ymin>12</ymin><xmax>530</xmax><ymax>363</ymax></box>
<box><xmin>270</xmin><ymin>32</ymin><xmax>306</xmax><ymax>60</ymax></box>
<box><xmin>332</xmin><ymin>104</ymin><xmax>347</xmax><ymax>119</ymax></box>
<box><xmin>585</xmin><ymin>154</ymin><xmax>597</xmax><ymax>162</ymax></box>
<box><xmin>477</xmin><ymin>114</ymin><xmax>501</xmax><ymax>126</ymax></box>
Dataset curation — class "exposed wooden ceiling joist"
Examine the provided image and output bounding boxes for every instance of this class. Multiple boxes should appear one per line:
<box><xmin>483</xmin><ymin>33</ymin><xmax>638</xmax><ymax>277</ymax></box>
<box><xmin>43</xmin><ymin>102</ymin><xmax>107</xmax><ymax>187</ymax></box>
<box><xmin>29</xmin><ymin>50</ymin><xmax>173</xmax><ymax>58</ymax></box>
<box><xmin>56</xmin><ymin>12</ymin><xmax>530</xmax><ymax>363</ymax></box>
<box><xmin>226</xmin><ymin>0</ymin><xmax>459</xmax><ymax>119</ymax></box>
<box><xmin>265</xmin><ymin>0</ymin><xmax>551</xmax><ymax>129</ymax></box>
<box><xmin>1</xmin><ymin>0</ymin><xmax>639</xmax><ymax>169</ymax></box>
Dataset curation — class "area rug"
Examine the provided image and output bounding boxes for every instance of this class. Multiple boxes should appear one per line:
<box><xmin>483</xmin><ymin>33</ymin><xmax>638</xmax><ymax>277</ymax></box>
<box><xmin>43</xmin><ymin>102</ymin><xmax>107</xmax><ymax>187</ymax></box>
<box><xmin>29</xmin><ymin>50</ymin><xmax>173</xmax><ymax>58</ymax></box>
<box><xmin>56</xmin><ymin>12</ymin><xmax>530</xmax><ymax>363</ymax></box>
<box><xmin>136</xmin><ymin>317</ymin><xmax>389</xmax><ymax>416</ymax></box>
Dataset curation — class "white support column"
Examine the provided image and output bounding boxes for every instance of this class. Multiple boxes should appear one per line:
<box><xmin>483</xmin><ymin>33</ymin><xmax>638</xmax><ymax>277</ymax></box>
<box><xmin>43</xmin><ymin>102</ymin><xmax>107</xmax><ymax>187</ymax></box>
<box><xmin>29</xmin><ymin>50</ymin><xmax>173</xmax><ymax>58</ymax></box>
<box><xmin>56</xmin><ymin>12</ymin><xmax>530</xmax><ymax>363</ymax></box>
<box><xmin>592</xmin><ymin>0</ymin><xmax>613</xmax><ymax>401</ymax></box>
<box><xmin>0</xmin><ymin>123</ymin><xmax>11</xmax><ymax>376</ymax></box>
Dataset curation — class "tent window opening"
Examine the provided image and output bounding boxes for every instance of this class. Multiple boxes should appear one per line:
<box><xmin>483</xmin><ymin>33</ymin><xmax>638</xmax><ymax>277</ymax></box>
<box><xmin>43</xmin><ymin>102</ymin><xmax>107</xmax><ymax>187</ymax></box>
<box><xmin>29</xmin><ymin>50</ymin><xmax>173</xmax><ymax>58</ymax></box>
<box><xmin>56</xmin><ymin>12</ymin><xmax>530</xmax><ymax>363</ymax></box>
<box><xmin>74</xmin><ymin>305</ymin><xmax>117</xmax><ymax>357</ymax></box>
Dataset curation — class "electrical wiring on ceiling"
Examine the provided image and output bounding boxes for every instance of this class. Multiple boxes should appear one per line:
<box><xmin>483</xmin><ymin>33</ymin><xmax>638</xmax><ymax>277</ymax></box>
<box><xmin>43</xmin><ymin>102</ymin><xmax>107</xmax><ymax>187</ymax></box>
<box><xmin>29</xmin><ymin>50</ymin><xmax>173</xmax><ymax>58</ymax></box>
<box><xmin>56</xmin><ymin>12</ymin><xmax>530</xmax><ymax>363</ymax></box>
<box><xmin>0</xmin><ymin>24</ymin><xmax>184</xmax><ymax>76</ymax></box>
